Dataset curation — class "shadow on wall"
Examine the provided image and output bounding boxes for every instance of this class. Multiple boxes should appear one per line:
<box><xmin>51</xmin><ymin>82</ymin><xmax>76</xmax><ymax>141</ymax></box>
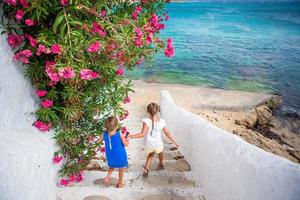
<box><xmin>160</xmin><ymin>90</ymin><xmax>300</xmax><ymax>200</ymax></box>
<box><xmin>0</xmin><ymin>28</ymin><xmax>58</xmax><ymax>199</ymax></box>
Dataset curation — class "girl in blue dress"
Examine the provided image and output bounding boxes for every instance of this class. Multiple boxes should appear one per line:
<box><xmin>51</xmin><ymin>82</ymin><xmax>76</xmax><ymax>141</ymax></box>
<box><xmin>98</xmin><ymin>116</ymin><xmax>129</xmax><ymax>188</ymax></box>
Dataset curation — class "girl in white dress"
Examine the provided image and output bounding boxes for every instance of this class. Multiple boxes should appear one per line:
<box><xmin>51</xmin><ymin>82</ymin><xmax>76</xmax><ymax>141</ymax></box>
<box><xmin>129</xmin><ymin>102</ymin><xmax>179</xmax><ymax>177</ymax></box>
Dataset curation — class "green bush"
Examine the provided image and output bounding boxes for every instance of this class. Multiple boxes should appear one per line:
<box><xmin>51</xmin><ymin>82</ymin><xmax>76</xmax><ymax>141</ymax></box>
<box><xmin>1</xmin><ymin>0</ymin><xmax>173</xmax><ymax>184</ymax></box>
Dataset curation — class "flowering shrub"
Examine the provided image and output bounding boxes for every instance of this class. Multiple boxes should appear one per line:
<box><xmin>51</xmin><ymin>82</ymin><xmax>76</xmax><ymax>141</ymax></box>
<box><xmin>1</xmin><ymin>0</ymin><xmax>174</xmax><ymax>184</ymax></box>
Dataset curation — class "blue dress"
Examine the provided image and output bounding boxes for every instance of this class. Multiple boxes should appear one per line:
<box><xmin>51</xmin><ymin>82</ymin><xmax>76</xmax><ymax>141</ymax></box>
<box><xmin>104</xmin><ymin>130</ymin><xmax>128</xmax><ymax>168</ymax></box>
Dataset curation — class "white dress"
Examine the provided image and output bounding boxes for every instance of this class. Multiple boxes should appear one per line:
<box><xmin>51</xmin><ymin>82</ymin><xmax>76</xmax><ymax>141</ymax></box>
<box><xmin>142</xmin><ymin>118</ymin><xmax>166</xmax><ymax>149</ymax></box>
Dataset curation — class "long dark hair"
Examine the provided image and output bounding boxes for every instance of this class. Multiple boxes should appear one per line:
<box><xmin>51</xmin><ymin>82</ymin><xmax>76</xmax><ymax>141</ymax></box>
<box><xmin>147</xmin><ymin>103</ymin><xmax>160</xmax><ymax>135</ymax></box>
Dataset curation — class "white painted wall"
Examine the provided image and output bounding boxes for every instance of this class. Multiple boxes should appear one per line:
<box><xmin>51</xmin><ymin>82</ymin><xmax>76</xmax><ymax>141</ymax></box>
<box><xmin>160</xmin><ymin>90</ymin><xmax>300</xmax><ymax>200</ymax></box>
<box><xmin>0</xmin><ymin>29</ymin><xmax>57</xmax><ymax>200</ymax></box>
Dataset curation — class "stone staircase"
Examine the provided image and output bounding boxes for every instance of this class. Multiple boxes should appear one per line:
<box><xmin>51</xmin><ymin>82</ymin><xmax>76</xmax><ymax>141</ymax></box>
<box><xmin>57</xmin><ymin>108</ymin><xmax>205</xmax><ymax>200</ymax></box>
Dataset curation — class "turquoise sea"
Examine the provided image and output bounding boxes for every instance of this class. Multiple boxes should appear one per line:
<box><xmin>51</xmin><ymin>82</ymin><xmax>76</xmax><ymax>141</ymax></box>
<box><xmin>126</xmin><ymin>1</ymin><xmax>300</xmax><ymax>113</ymax></box>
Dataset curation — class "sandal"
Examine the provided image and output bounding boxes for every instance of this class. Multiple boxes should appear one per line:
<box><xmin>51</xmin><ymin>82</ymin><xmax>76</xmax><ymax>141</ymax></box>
<box><xmin>103</xmin><ymin>176</ymin><xmax>111</xmax><ymax>186</ymax></box>
<box><xmin>142</xmin><ymin>164</ymin><xmax>149</xmax><ymax>177</ymax></box>
<box><xmin>158</xmin><ymin>162</ymin><xmax>166</xmax><ymax>169</ymax></box>
<box><xmin>116</xmin><ymin>182</ymin><xmax>125</xmax><ymax>188</ymax></box>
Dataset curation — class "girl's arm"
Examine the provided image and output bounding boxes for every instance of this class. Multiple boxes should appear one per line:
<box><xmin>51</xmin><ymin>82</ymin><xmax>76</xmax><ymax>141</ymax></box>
<box><xmin>163</xmin><ymin>127</ymin><xmax>179</xmax><ymax>147</ymax></box>
<box><xmin>120</xmin><ymin>133</ymin><xmax>129</xmax><ymax>147</ymax></box>
<box><xmin>130</xmin><ymin>122</ymin><xmax>148</xmax><ymax>139</ymax></box>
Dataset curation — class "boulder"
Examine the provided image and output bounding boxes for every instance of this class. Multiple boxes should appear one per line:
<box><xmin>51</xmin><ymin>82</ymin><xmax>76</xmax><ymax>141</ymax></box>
<box><xmin>235</xmin><ymin>111</ymin><xmax>257</xmax><ymax>129</ymax></box>
<box><xmin>266</xmin><ymin>95</ymin><xmax>283</xmax><ymax>110</ymax></box>
<box><xmin>255</xmin><ymin>105</ymin><xmax>273</xmax><ymax>126</ymax></box>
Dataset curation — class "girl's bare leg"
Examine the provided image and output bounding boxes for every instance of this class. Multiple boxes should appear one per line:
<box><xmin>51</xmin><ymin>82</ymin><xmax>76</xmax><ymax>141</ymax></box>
<box><xmin>158</xmin><ymin>152</ymin><xmax>166</xmax><ymax>169</ymax></box>
<box><xmin>104</xmin><ymin>167</ymin><xmax>114</xmax><ymax>186</ymax></box>
<box><xmin>116</xmin><ymin>168</ymin><xmax>125</xmax><ymax>188</ymax></box>
<box><xmin>145</xmin><ymin>152</ymin><xmax>155</xmax><ymax>170</ymax></box>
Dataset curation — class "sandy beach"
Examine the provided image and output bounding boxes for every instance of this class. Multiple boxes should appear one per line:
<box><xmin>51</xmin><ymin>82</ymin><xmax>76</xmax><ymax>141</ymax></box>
<box><xmin>129</xmin><ymin>80</ymin><xmax>300</xmax><ymax>163</ymax></box>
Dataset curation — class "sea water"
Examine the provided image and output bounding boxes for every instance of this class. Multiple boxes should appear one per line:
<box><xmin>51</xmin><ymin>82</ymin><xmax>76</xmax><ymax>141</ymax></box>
<box><xmin>126</xmin><ymin>1</ymin><xmax>300</xmax><ymax>113</ymax></box>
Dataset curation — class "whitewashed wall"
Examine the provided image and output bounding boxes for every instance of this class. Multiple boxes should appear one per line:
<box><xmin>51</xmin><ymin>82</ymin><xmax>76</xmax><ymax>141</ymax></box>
<box><xmin>0</xmin><ymin>29</ymin><xmax>57</xmax><ymax>200</ymax></box>
<box><xmin>160</xmin><ymin>90</ymin><xmax>300</xmax><ymax>200</ymax></box>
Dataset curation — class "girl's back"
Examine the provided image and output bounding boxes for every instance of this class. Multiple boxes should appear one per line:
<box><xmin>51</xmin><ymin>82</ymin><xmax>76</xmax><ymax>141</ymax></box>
<box><xmin>103</xmin><ymin>130</ymin><xmax>128</xmax><ymax>168</ymax></box>
<box><xmin>143</xmin><ymin>118</ymin><xmax>166</xmax><ymax>148</ymax></box>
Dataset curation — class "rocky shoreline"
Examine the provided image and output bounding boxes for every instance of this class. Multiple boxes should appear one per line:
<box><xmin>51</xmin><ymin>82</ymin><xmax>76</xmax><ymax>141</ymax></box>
<box><xmin>196</xmin><ymin>96</ymin><xmax>300</xmax><ymax>163</ymax></box>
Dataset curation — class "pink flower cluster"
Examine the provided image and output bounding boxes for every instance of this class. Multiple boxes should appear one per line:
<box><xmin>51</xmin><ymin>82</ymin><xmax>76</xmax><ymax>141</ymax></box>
<box><xmin>80</xmin><ymin>69</ymin><xmax>99</xmax><ymax>80</ymax></box>
<box><xmin>4</xmin><ymin>0</ymin><xmax>29</xmax><ymax>7</ymax></box>
<box><xmin>134</xmin><ymin>27</ymin><xmax>143</xmax><ymax>47</ymax></box>
<box><xmin>36</xmin><ymin>90</ymin><xmax>48</xmax><ymax>97</ymax></box>
<box><xmin>34</xmin><ymin>121</ymin><xmax>52</xmax><ymax>132</ymax></box>
<box><xmin>14</xmin><ymin>49</ymin><xmax>33</xmax><ymax>64</ymax></box>
<box><xmin>116</xmin><ymin>67</ymin><xmax>124</xmax><ymax>76</ymax></box>
<box><xmin>53</xmin><ymin>155</ymin><xmax>63</xmax><ymax>164</ymax></box>
<box><xmin>25</xmin><ymin>34</ymin><xmax>37</xmax><ymax>47</ymax></box>
<box><xmin>7</xmin><ymin>34</ymin><xmax>23</xmax><ymax>48</ymax></box>
<box><xmin>51</xmin><ymin>44</ymin><xmax>62</xmax><ymax>54</ymax></box>
<box><xmin>25</xmin><ymin>19</ymin><xmax>34</xmax><ymax>26</ymax></box>
<box><xmin>92</xmin><ymin>22</ymin><xmax>106</xmax><ymax>38</ymax></box>
<box><xmin>41</xmin><ymin>99</ymin><xmax>53</xmax><ymax>108</ymax></box>
<box><xmin>45</xmin><ymin>61</ymin><xmax>60</xmax><ymax>84</ymax></box>
<box><xmin>59</xmin><ymin>66</ymin><xmax>75</xmax><ymax>79</ymax></box>
<box><xmin>123</xmin><ymin>96</ymin><xmax>131</xmax><ymax>104</ymax></box>
<box><xmin>59</xmin><ymin>172</ymin><xmax>83</xmax><ymax>186</ymax></box>
<box><xmin>87</xmin><ymin>41</ymin><xmax>101</xmax><ymax>53</ymax></box>
<box><xmin>132</xmin><ymin>6</ymin><xmax>142</xmax><ymax>20</ymax></box>
<box><xmin>100</xmin><ymin>8</ymin><xmax>106</xmax><ymax>17</ymax></box>
<box><xmin>37</xmin><ymin>44</ymin><xmax>51</xmax><ymax>56</ymax></box>
<box><xmin>20</xmin><ymin>0</ymin><xmax>29</xmax><ymax>7</ymax></box>
<box><xmin>164</xmin><ymin>37</ymin><xmax>175</xmax><ymax>57</ymax></box>
<box><xmin>60</xmin><ymin>0</ymin><xmax>68</xmax><ymax>6</ymax></box>
<box><xmin>15</xmin><ymin>10</ymin><xmax>24</xmax><ymax>20</ymax></box>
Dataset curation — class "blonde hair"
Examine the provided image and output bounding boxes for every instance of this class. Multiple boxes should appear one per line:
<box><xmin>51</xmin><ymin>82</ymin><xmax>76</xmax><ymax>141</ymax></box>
<box><xmin>147</xmin><ymin>103</ymin><xmax>160</xmax><ymax>135</ymax></box>
<box><xmin>105</xmin><ymin>116</ymin><xmax>118</xmax><ymax>132</ymax></box>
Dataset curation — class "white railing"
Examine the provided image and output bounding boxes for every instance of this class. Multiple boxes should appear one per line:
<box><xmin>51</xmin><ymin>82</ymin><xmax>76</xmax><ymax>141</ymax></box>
<box><xmin>160</xmin><ymin>90</ymin><xmax>300</xmax><ymax>200</ymax></box>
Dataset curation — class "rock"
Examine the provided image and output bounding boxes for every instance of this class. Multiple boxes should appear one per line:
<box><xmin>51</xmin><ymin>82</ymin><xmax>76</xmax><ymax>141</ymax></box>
<box><xmin>268</xmin><ymin>116</ymin><xmax>283</xmax><ymax>129</ymax></box>
<box><xmin>235</xmin><ymin>111</ymin><xmax>257</xmax><ymax>128</ymax></box>
<box><xmin>266</xmin><ymin>95</ymin><xmax>283</xmax><ymax>110</ymax></box>
<box><xmin>255</xmin><ymin>105</ymin><xmax>272</xmax><ymax>126</ymax></box>
<box><xmin>289</xmin><ymin>150</ymin><xmax>300</xmax><ymax>161</ymax></box>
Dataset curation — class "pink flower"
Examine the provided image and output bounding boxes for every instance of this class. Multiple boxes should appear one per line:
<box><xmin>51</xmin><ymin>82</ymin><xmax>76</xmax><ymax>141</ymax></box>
<box><xmin>121</xmin><ymin>126</ymin><xmax>127</xmax><ymax>135</ymax></box>
<box><xmin>25</xmin><ymin>19</ymin><xmax>34</xmax><ymax>26</ymax></box>
<box><xmin>36</xmin><ymin>90</ymin><xmax>48</xmax><ymax>97</ymax></box>
<box><xmin>135</xmin><ymin>27</ymin><xmax>143</xmax><ymax>38</ymax></box>
<box><xmin>60</xmin><ymin>0</ymin><xmax>68</xmax><ymax>6</ymax></box>
<box><xmin>134</xmin><ymin>38</ymin><xmax>142</xmax><ymax>47</ymax></box>
<box><xmin>165</xmin><ymin>15</ymin><xmax>169</xmax><ymax>21</ymax></box>
<box><xmin>92</xmin><ymin>23</ymin><xmax>107</xmax><ymax>38</ymax></box>
<box><xmin>45</xmin><ymin>61</ymin><xmax>60</xmax><ymax>82</ymax></box>
<box><xmin>37</xmin><ymin>44</ymin><xmax>51</xmax><ymax>56</ymax></box>
<box><xmin>25</xmin><ymin>34</ymin><xmax>37</xmax><ymax>47</ymax></box>
<box><xmin>75</xmin><ymin>173</ymin><xmax>83</xmax><ymax>182</ymax></box>
<box><xmin>69</xmin><ymin>174</ymin><xmax>76</xmax><ymax>182</ymax></box>
<box><xmin>132</xmin><ymin>12</ymin><xmax>138</xmax><ymax>20</ymax></box>
<box><xmin>135</xmin><ymin>6</ymin><xmax>142</xmax><ymax>14</ymax></box>
<box><xmin>20</xmin><ymin>0</ymin><xmax>29</xmax><ymax>8</ymax></box>
<box><xmin>87</xmin><ymin>41</ymin><xmax>101</xmax><ymax>53</ymax></box>
<box><xmin>119</xmin><ymin>110</ymin><xmax>129</xmax><ymax>121</ymax></box>
<box><xmin>7</xmin><ymin>34</ymin><xmax>23</xmax><ymax>48</ymax></box>
<box><xmin>4</xmin><ymin>0</ymin><xmax>17</xmax><ymax>6</ymax></box>
<box><xmin>159</xmin><ymin>23</ymin><xmax>165</xmax><ymax>30</ymax></box>
<box><xmin>53</xmin><ymin>155</ymin><xmax>63</xmax><ymax>164</ymax></box>
<box><xmin>59</xmin><ymin>66</ymin><xmax>75</xmax><ymax>79</ymax></box>
<box><xmin>34</xmin><ymin>121</ymin><xmax>52</xmax><ymax>132</ymax></box>
<box><xmin>80</xmin><ymin>69</ymin><xmax>98</xmax><ymax>80</ymax></box>
<box><xmin>116</xmin><ymin>67</ymin><xmax>124</xmax><ymax>76</ymax></box>
<box><xmin>15</xmin><ymin>10</ymin><xmax>24</xmax><ymax>21</ymax></box>
<box><xmin>146</xmin><ymin>33</ymin><xmax>153</xmax><ymax>45</ymax></box>
<box><xmin>41</xmin><ymin>99</ymin><xmax>53</xmax><ymax>108</ymax></box>
<box><xmin>164</xmin><ymin>37</ymin><xmax>175</xmax><ymax>57</ymax></box>
<box><xmin>100</xmin><ymin>8</ymin><xmax>106</xmax><ymax>17</ymax></box>
<box><xmin>100</xmin><ymin>147</ymin><xmax>105</xmax><ymax>153</ymax></box>
<box><xmin>123</xmin><ymin>96</ymin><xmax>131</xmax><ymax>104</ymax></box>
<box><xmin>59</xmin><ymin>179</ymin><xmax>69</xmax><ymax>186</ymax></box>
<box><xmin>51</xmin><ymin>44</ymin><xmax>62</xmax><ymax>54</ymax></box>
<box><xmin>14</xmin><ymin>49</ymin><xmax>33</xmax><ymax>64</ymax></box>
